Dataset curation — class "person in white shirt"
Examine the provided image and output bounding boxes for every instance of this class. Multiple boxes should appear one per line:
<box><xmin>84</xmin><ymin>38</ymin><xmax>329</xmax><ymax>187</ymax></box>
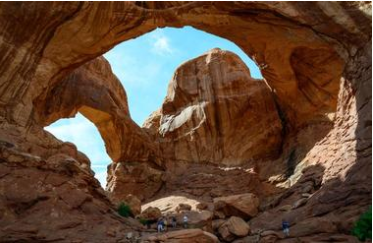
<box><xmin>183</xmin><ymin>215</ymin><xmax>188</xmax><ymax>228</ymax></box>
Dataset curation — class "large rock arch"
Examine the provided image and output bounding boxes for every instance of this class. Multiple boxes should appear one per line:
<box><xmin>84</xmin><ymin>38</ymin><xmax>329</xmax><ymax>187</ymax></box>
<box><xmin>0</xmin><ymin>2</ymin><xmax>370</xmax><ymax>242</ymax></box>
<box><xmin>33</xmin><ymin>56</ymin><xmax>160</xmax><ymax>165</ymax></box>
<box><xmin>1</xmin><ymin>2</ymin><xmax>355</xmax><ymax>128</ymax></box>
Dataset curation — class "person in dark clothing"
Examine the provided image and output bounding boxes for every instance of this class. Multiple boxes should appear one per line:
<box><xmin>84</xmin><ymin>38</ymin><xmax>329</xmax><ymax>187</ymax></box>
<box><xmin>172</xmin><ymin>216</ymin><xmax>177</xmax><ymax>228</ymax></box>
<box><xmin>282</xmin><ymin>219</ymin><xmax>290</xmax><ymax>237</ymax></box>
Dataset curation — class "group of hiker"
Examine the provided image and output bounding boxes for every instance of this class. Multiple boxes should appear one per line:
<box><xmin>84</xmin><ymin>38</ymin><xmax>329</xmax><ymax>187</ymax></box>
<box><xmin>157</xmin><ymin>215</ymin><xmax>189</xmax><ymax>232</ymax></box>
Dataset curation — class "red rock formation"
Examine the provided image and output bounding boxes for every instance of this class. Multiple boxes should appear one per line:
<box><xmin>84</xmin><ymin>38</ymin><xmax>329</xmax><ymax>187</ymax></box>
<box><xmin>122</xmin><ymin>194</ymin><xmax>142</xmax><ymax>216</ymax></box>
<box><xmin>218</xmin><ymin>216</ymin><xmax>250</xmax><ymax>242</ymax></box>
<box><xmin>107</xmin><ymin>161</ymin><xmax>164</xmax><ymax>202</ymax></box>
<box><xmin>143</xmin><ymin>49</ymin><xmax>283</xmax><ymax>166</ymax></box>
<box><xmin>33</xmin><ymin>57</ymin><xmax>164</xmax><ymax>202</ymax></box>
<box><xmin>0</xmin><ymin>2</ymin><xmax>349</xmax><ymax>129</ymax></box>
<box><xmin>34</xmin><ymin>56</ymin><xmax>160</xmax><ymax>165</ymax></box>
<box><xmin>0</xmin><ymin>141</ymin><xmax>142</xmax><ymax>242</ymax></box>
<box><xmin>0</xmin><ymin>1</ymin><xmax>370</xmax><ymax>242</ymax></box>
<box><xmin>213</xmin><ymin>193</ymin><xmax>260</xmax><ymax>220</ymax></box>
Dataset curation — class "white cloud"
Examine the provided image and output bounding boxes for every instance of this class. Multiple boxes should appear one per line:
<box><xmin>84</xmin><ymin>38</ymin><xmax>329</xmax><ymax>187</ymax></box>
<box><xmin>150</xmin><ymin>30</ymin><xmax>174</xmax><ymax>55</ymax></box>
<box><xmin>153</xmin><ymin>36</ymin><xmax>172</xmax><ymax>54</ymax></box>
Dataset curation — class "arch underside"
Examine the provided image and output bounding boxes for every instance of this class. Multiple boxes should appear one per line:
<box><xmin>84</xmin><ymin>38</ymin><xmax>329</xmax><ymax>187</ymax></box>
<box><xmin>23</xmin><ymin>2</ymin><xmax>350</xmax><ymax>166</ymax></box>
<box><xmin>0</xmin><ymin>2</ymin><xmax>370</xmax><ymax>241</ymax></box>
<box><xmin>13</xmin><ymin>1</ymin><xmax>369</xmax><ymax>201</ymax></box>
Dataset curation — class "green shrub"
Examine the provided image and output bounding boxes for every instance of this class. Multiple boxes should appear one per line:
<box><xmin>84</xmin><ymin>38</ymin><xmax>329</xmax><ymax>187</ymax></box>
<box><xmin>139</xmin><ymin>218</ymin><xmax>149</xmax><ymax>225</ymax></box>
<box><xmin>352</xmin><ymin>206</ymin><xmax>372</xmax><ymax>241</ymax></box>
<box><xmin>117</xmin><ymin>202</ymin><xmax>133</xmax><ymax>218</ymax></box>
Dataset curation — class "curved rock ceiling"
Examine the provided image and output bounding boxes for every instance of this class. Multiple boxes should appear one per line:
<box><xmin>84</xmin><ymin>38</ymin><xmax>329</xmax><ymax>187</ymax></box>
<box><xmin>2</xmin><ymin>2</ymin><xmax>361</xmax><ymax>128</ymax></box>
<box><xmin>0</xmin><ymin>2</ymin><xmax>371</xmax><ymax>242</ymax></box>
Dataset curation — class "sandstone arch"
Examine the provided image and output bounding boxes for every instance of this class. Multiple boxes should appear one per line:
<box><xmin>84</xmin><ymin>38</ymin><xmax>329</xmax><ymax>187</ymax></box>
<box><xmin>1</xmin><ymin>1</ymin><xmax>353</xmax><ymax>172</ymax></box>
<box><xmin>35</xmin><ymin>57</ymin><xmax>126</xmax><ymax>162</ymax></box>
<box><xmin>0</xmin><ymin>2</ymin><xmax>370</xmax><ymax>242</ymax></box>
<box><xmin>33</xmin><ymin>56</ymin><xmax>164</xmax><ymax>201</ymax></box>
<box><xmin>0</xmin><ymin>2</ymin><xmax>354</xmax><ymax>129</ymax></box>
<box><xmin>34</xmin><ymin>57</ymin><xmax>159</xmax><ymax>165</ymax></box>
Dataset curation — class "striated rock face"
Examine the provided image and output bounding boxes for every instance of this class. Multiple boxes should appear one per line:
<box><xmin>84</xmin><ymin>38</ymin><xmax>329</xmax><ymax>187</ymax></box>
<box><xmin>144</xmin><ymin>49</ymin><xmax>283</xmax><ymax>166</ymax></box>
<box><xmin>0</xmin><ymin>1</ymin><xmax>370</xmax><ymax>242</ymax></box>
<box><xmin>0</xmin><ymin>141</ymin><xmax>142</xmax><ymax>242</ymax></box>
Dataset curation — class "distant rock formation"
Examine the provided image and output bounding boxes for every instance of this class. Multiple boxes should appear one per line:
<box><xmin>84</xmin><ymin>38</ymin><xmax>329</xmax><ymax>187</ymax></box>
<box><xmin>143</xmin><ymin>49</ymin><xmax>283</xmax><ymax>166</ymax></box>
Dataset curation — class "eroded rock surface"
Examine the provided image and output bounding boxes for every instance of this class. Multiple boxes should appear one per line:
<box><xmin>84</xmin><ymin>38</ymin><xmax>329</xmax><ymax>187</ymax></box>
<box><xmin>0</xmin><ymin>1</ymin><xmax>370</xmax><ymax>242</ymax></box>
<box><xmin>33</xmin><ymin>56</ymin><xmax>164</xmax><ymax>203</ymax></box>
<box><xmin>143</xmin><ymin>49</ymin><xmax>283</xmax><ymax>166</ymax></box>
<box><xmin>0</xmin><ymin>144</ymin><xmax>142</xmax><ymax>242</ymax></box>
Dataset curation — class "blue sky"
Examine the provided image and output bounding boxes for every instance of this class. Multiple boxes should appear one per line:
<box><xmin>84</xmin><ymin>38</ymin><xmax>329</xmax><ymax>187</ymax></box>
<box><xmin>45</xmin><ymin>27</ymin><xmax>262</xmax><ymax>187</ymax></box>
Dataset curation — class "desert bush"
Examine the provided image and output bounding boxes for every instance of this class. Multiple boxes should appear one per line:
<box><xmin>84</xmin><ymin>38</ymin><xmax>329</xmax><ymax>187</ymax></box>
<box><xmin>139</xmin><ymin>218</ymin><xmax>149</xmax><ymax>225</ymax></box>
<box><xmin>117</xmin><ymin>202</ymin><xmax>133</xmax><ymax>218</ymax></box>
<box><xmin>352</xmin><ymin>206</ymin><xmax>372</xmax><ymax>241</ymax></box>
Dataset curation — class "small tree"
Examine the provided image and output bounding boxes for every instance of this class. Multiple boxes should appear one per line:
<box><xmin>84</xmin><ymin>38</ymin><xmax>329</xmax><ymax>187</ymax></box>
<box><xmin>352</xmin><ymin>206</ymin><xmax>372</xmax><ymax>241</ymax></box>
<box><xmin>117</xmin><ymin>202</ymin><xmax>133</xmax><ymax>218</ymax></box>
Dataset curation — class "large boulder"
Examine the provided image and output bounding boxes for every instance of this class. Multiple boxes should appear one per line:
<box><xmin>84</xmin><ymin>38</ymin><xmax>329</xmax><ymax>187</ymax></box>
<box><xmin>213</xmin><ymin>193</ymin><xmax>260</xmax><ymax>220</ymax></box>
<box><xmin>122</xmin><ymin>194</ymin><xmax>142</xmax><ymax>216</ymax></box>
<box><xmin>218</xmin><ymin>216</ymin><xmax>250</xmax><ymax>242</ymax></box>
<box><xmin>213</xmin><ymin>219</ymin><xmax>226</xmax><ymax>232</ymax></box>
<box><xmin>139</xmin><ymin>207</ymin><xmax>162</xmax><ymax>221</ymax></box>
<box><xmin>196</xmin><ymin>202</ymin><xmax>210</xmax><ymax>211</ymax></box>
<box><xmin>176</xmin><ymin>203</ymin><xmax>192</xmax><ymax>213</ymax></box>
